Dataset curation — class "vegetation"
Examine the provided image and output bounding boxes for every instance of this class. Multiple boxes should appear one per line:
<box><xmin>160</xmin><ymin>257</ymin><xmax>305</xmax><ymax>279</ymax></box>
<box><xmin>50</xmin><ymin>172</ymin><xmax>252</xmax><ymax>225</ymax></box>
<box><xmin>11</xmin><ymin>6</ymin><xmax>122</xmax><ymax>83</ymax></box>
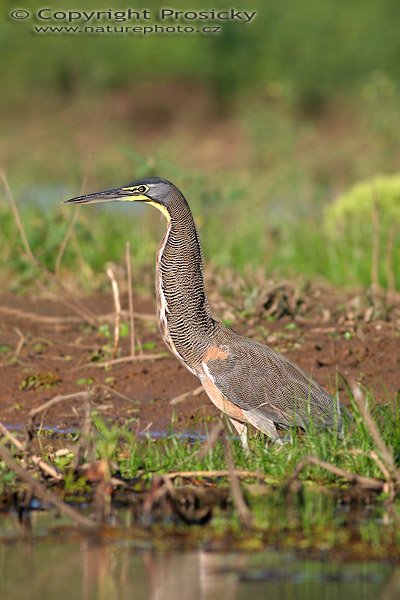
<box><xmin>1</xmin><ymin>163</ymin><xmax>400</xmax><ymax>293</ymax></box>
<box><xmin>1</xmin><ymin>392</ymin><xmax>400</xmax><ymax>555</ymax></box>
<box><xmin>1</xmin><ymin>0</ymin><xmax>400</xmax><ymax>560</ymax></box>
<box><xmin>3</xmin><ymin>0</ymin><xmax>400</xmax><ymax>111</ymax></box>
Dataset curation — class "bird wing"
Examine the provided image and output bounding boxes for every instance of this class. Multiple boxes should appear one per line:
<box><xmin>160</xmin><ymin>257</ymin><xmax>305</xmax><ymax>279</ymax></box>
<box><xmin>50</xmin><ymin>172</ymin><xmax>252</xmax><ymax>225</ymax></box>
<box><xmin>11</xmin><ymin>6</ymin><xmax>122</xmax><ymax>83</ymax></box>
<box><xmin>205</xmin><ymin>334</ymin><xmax>339</xmax><ymax>430</ymax></box>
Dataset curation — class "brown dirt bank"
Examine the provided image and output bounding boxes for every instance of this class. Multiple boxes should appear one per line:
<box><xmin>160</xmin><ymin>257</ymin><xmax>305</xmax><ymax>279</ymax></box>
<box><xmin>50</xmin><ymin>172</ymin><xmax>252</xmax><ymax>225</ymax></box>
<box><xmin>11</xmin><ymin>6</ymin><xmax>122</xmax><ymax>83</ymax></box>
<box><xmin>0</xmin><ymin>284</ymin><xmax>398</xmax><ymax>434</ymax></box>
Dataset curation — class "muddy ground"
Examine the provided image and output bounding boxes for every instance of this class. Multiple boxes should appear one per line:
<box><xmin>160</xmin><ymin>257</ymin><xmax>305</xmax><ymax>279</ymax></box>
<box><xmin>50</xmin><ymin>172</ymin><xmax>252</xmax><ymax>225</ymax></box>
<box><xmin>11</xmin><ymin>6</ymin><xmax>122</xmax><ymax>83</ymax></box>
<box><xmin>0</xmin><ymin>282</ymin><xmax>399</xmax><ymax>433</ymax></box>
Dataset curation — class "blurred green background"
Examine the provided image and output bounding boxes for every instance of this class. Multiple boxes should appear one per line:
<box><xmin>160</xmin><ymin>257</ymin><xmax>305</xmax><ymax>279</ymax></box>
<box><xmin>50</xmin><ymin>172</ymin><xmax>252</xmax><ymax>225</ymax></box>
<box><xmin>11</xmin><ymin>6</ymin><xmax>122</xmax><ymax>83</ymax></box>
<box><xmin>1</xmin><ymin>0</ymin><xmax>400</xmax><ymax>291</ymax></box>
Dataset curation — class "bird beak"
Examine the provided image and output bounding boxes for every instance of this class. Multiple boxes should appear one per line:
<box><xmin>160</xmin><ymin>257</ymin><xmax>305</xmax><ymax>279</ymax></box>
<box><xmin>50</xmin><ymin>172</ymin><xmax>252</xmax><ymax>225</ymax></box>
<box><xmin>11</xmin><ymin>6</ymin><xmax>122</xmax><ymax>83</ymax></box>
<box><xmin>63</xmin><ymin>187</ymin><xmax>150</xmax><ymax>205</ymax></box>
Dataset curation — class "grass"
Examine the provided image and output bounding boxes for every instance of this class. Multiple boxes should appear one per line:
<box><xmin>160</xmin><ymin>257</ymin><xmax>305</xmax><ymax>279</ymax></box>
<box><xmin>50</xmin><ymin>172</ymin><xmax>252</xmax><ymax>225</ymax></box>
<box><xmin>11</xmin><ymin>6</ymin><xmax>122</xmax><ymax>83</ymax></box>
<box><xmin>3</xmin><ymin>0</ymin><xmax>400</xmax><ymax>112</ymax></box>
<box><xmin>1</xmin><ymin>172</ymin><xmax>400</xmax><ymax>294</ymax></box>
<box><xmin>1</xmin><ymin>394</ymin><xmax>400</xmax><ymax>556</ymax></box>
<box><xmin>1</xmin><ymin>81</ymin><xmax>400</xmax><ymax>294</ymax></box>
<box><xmin>90</xmin><ymin>396</ymin><xmax>398</xmax><ymax>486</ymax></box>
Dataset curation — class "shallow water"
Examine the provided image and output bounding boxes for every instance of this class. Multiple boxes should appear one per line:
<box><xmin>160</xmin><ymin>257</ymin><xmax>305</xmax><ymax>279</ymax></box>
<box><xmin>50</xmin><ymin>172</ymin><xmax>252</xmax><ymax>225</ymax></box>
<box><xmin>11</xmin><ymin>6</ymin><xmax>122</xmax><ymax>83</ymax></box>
<box><xmin>3</xmin><ymin>423</ymin><xmax>206</xmax><ymax>441</ymax></box>
<box><xmin>0</xmin><ymin>511</ymin><xmax>397</xmax><ymax>600</ymax></box>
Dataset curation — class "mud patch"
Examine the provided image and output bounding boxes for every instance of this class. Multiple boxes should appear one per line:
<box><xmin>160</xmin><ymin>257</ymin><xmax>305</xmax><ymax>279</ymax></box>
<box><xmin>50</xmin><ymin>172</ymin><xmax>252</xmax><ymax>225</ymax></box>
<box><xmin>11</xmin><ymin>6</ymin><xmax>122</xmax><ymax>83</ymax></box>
<box><xmin>0</xmin><ymin>284</ymin><xmax>398</xmax><ymax>433</ymax></box>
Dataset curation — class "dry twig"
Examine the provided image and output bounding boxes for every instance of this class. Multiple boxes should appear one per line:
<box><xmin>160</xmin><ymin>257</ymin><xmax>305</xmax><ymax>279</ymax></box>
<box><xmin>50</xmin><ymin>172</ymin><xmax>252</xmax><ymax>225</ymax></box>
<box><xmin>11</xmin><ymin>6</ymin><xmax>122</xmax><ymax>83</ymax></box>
<box><xmin>26</xmin><ymin>391</ymin><xmax>91</xmax><ymax>447</ymax></box>
<box><xmin>0</xmin><ymin>421</ymin><xmax>62</xmax><ymax>481</ymax></box>
<box><xmin>169</xmin><ymin>385</ymin><xmax>203</xmax><ymax>405</ymax></box>
<box><xmin>28</xmin><ymin>391</ymin><xmax>91</xmax><ymax>422</ymax></box>
<box><xmin>1</xmin><ymin>169</ymin><xmax>37</xmax><ymax>265</ymax></box>
<box><xmin>106</xmin><ymin>267</ymin><xmax>122</xmax><ymax>359</ymax></box>
<box><xmin>74</xmin><ymin>353</ymin><xmax>166</xmax><ymax>370</ymax></box>
<box><xmin>0</xmin><ymin>170</ymin><xmax>96</xmax><ymax>325</ymax></box>
<box><xmin>287</xmin><ymin>455</ymin><xmax>386</xmax><ymax>492</ymax></box>
<box><xmin>371</xmin><ymin>196</ymin><xmax>381</xmax><ymax>295</ymax></box>
<box><xmin>13</xmin><ymin>327</ymin><xmax>26</xmax><ymax>358</ymax></box>
<box><xmin>350</xmin><ymin>382</ymin><xmax>396</xmax><ymax>474</ymax></box>
<box><xmin>0</xmin><ymin>443</ymin><xmax>97</xmax><ymax>531</ymax></box>
<box><xmin>55</xmin><ymin>156</ymin><xmax>92</xmax><ymax>277</ymax></box>
<box><xmin>55</xmin><ymin>206</ymin><xmax>80</xmax><ymax>278</ymax></box>
<box><xmin>0</xmin><ymin>304</ymin><xmax>155</xmax><ymax>325</ymax></box>
<box><xmin>126</xmin><ymin>241</ymin><xmax>136</xmax><ymax>357</ymax></box>
<box><xmin>196</xmin><ymin>421</ymin><xmax>225</xmax><ymax>460</ymax></box>
<box><xmin>385</xmin><ymin>226</ymin><xmax>398</xmax><ymax>297</ymax></box>
<box><xmin>222</xmin><ymin>433</ymin><xmax>253</xmax><ymax>529</ymax></box>
<box><xmin>71</xmin><ymin>394</ymin><xmax>94</xmax><ymax>472</ymax></box>
<box><xmin>164</xmin><ymin>470</ymin><xmax>266</xmax><ymax>480</ymax></box>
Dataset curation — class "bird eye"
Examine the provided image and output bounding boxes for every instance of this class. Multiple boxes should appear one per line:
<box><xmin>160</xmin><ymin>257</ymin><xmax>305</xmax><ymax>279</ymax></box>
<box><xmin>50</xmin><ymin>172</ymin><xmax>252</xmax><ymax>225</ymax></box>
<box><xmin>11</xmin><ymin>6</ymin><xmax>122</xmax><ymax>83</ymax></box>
<box><xmin>136</xmin><ymin>185</ymin><xmax>147</xmax><ymax>194</ymax></box>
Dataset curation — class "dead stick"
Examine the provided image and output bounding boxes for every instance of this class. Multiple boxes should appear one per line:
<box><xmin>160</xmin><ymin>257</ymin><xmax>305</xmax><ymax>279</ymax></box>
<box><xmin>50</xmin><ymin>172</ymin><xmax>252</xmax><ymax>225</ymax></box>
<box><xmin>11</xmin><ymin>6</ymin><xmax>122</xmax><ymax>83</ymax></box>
<box><xmin>169</xmin><ymin>385</ymin><xmax>203</xmax><ymax>405</ymax></box>
<box><xmin>0</xmin><ymin>422</ymin><xmax>62</xmax><ymax>481</ymax></box>
<box><xmin>14</xmin><ymin>327</ymin><xmax>26</xmax><ymax>358</ymax></box>
<box><xmin>71</xmin><ymin>394</ymin><xmax>93</xmax><ymax>472</ymax></box>
<box><xmin>106</xmin><ymin>267</ymin><xmax>121</xmax><ymax>359</ymax></box>
<box><xmin>385</xmin><ymin>226</ymin><xmax>398</xmax><ymax>296</ymax></box>
<box><xmin>1</xmin><ymin>168</ymin><xmax>38</xmax><ymax>265</ymax></box>
<box><xmin>350</xmin><ymin>448</ymin><xmax>393</xmax><ymax>482</ymax></box>
<box><xmin>126</xmin><ymin>241</ymin><xmax>135</xmax><ymax>357</ymax></box>
<box><xmin>55</xmin><ymin>156</ymin><xmax>92</xmax><ymax>277</ymax></box>
<box><xmin>371</xmin><ymin>194</ymin><xmax>381</xmax><ymax>295</ymax></box>
<box><xmin>0</xmin><ymin>443</ymin><xmax>97</xmax><ymax>531</ymax></box>
<box><xmin>75</xmin><ymin>353</ymin><xmax>166</xmax><ymax>370</ymax></box>
<box><xmin>287</xmin><ymin>455</ymin><xmax>386</xmax><ymax>491</ymax></box>
<box><xmin>55</xmin><ymin>207</ymin><xmax>80</xmax><ymax>278</ymax></box>
<box><xmin>164</xmin><ymin>469</ymin><xmax>266</xmax><ymax>480</ymax></box>
<box><xmin>351</xmin><ymin>383</ymin><xmax>396</xmax><ymax>474</ymax></box>
<box><xmin>93</xmin><ymin>384</ymin><xmax>139</xmax><ymax>405</ymax></box>
<box><xmin>223</xmin><ymin>434</ymin><xmax>253</xmax><ymax>529</ymax></box>
<box><xmin>28</xmin><ymin>391</ymin><xmax>91</xmax><ymax>421</ymax></box>
<box><xmin>0</xmin><ymin>170</ymin><xmax>97</xmax><ymax>325</ymax></box>
<box><xmin>196</xmin><ymin>421</ymin><xmax>225</xmax><ymax>460</ymax></box>
<box><xmin>0</xmin><ymin>305</ymin><xmax>155</xmax><ymax>324</ymax></box>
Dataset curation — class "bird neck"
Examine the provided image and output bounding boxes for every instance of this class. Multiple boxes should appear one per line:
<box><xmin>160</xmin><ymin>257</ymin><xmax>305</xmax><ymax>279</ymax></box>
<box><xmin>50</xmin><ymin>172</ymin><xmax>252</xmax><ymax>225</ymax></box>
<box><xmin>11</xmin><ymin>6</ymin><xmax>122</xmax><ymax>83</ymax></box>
<box><xmin>155</xmin><ymin>198</ymin><xmax>214</xmax><ymax>371</ymax></box>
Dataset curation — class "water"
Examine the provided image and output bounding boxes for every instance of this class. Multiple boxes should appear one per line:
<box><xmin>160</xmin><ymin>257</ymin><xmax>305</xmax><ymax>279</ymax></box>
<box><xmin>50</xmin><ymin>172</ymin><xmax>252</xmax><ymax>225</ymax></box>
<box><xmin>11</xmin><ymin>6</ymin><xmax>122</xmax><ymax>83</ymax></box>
<box><xmin>0</xmin><ymin>511</ymin><xmax>396</xmax><ymax>600</ymax></box>
<box><xmin>3</xmin><ymin>423</ymin><xmax>207</xmax><ymax>441</ymax></box>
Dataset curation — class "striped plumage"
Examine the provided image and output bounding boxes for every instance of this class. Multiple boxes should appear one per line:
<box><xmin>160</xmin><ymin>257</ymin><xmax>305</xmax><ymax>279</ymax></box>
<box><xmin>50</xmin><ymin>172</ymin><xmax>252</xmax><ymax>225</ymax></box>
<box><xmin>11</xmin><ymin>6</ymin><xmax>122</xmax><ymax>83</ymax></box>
<box><xmin>155</xmin><ymin>186</ymin><xmax>215</xmax><ymax>374</ymax></box>
<box><xmin>65</xmin><ymin>176</ymin><xmax>348</xmax><ymax>447</ymax></box>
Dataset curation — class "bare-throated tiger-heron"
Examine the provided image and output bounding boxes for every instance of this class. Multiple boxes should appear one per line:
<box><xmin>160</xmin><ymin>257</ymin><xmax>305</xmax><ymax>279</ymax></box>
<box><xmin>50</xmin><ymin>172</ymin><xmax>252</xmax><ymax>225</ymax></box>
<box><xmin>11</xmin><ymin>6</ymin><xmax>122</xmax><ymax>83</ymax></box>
<box><xmin>65</xmin><ymin>177</ymin><xmax>348</xmax><ymax>449</ymax></box>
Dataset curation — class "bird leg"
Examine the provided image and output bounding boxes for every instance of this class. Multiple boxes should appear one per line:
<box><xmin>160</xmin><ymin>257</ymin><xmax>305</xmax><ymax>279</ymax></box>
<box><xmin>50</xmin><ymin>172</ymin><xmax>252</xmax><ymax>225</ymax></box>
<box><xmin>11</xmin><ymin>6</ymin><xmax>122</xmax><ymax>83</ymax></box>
<box><xmin>229</xmin><ymin>418</ymin><xmax>250</xmax><ymax>455</ymax></box>
<box><xmin>243</xmin><ymin>411</ymin><xmax>283</xmax><ymax>447</ymax></box>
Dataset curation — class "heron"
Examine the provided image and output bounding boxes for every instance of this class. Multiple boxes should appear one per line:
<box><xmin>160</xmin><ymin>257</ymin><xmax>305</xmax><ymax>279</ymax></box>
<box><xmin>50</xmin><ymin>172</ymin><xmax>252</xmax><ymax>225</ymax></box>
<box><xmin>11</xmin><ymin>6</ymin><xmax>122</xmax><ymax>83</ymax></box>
<box><xmin>65</xmin><ymin>177</ymin><xmax>347</xmax><ymax>450</ymax></box>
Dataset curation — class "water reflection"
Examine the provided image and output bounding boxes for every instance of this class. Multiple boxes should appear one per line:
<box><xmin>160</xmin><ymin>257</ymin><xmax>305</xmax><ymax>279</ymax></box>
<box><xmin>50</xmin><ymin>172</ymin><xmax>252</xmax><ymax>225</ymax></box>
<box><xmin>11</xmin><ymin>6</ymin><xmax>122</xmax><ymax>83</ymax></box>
<box><xmin>0</xmin><ymin>511</ymin><xmax>395</xmax><ymax>600</ymax></box>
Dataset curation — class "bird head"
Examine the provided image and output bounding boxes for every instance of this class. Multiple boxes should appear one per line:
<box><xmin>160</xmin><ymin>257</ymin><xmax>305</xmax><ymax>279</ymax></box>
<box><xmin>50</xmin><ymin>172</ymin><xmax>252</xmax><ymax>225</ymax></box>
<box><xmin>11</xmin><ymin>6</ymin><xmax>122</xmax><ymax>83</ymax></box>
<box><xmin>63</xmin><ymin>177</ymin><xmax>180</xmax><ymax>221</ymax></box>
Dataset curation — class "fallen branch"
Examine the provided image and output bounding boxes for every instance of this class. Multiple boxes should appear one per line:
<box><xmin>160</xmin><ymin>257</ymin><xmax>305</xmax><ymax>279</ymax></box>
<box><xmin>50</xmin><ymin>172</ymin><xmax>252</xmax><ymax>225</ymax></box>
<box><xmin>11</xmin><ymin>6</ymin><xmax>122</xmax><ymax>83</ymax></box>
<box><xmin>351</xmin><ymin>382</ymin><xmax>397</xmax><ymax>475</ymax></box>
<box><xmin>26</xmin><ymin>391</ymin><xmax>91</xmax><ymax>445</ymax></box>
<box><xmin>385</xmin><ymin>225</ymin><xmax>398</xmax><ymax>297</ymax></box>
<box><xmin>169</xmin><ymin>385</ymin><xmax>203</xmax><ymax>405</ymax></box>
<box><xmin>349</xmin><ymin>448</ymin><xmax>393</xmax><ymax>483</ymax></box>
<box><xmin>106</xmin><ymin>267</ymin><xmax>121</xmax><ymax>359</ymax></box>
<box><xmin>55</xmin><ymin>157</ymin><xmax>92</xmax><ymax>277</ymax></box>
<box><xmin>13</xmin><ymin>327</ymin><xmax>26</xmax><ymax>358</ymax></box>
<box><xmin>126</xmin><ymin>241</ymin><xmax>136</xmax><ymax>357</ymax></box>
<box><xmin>222</xmin><ymin>433</ymin><xmax>253</xmax><ymax>529</ymax></box>
<box><xmin>94</xmin><ymin>384</ymin><xmax>139</xmax><ymax>405</ymax></box>
<box><xmin>1</xmin><ymin>169</ymin><xmax>37</xmax><ymax>265</ymax></box>
<box><xmin>71</xmin><ymin>394</ymin><xmax>94</xmax><ymax>472</ymax></box>
<box><xmin>287</xmin><ymin>454</ymin><xmax>388</xmax><ymax>492</ymax></box>
<box><xmin>371</xmin><ymin>195</ymin><xmax>381</xmax><ymax>295</ymax></box>
<box><xmin>196</xmin><ymin>421</ymin><xmax>225</xmax><ymax>460</ymax></box>
<box><xmin>0</xmin><ymin>304</ymin><xmax>155</xmax><ymax>325</ymax></box>
<box><xmin>164</xmin><ymin>469</ymin><xmax>266</xmax><ymax>480</ymax></box>
<box><xmin>1</xmin><ymin>170</ymin><xmax>100</xmax><ymax>325</ymax></box>
<box><xmin>0</xmin><ymin>443</ymin><xmax>97</xmax><ymax>531</ymax></box>
<box><xmin>0</xmin><ymin>421</ymin><xmax>62</xmax><ymax>481</ymax></box>
<box><xmin>28</xmin><ymin>391</ymin><xmax>91</xmax><ymax>421</ymax></box>
<box><xmin>74</xmin><ymin>353</ymin><xmax>167</xmax><ymax>370</ymax></box>
<box><xmin>55</xmin><ymin>206</ymin><xmax>80</xmax><ymax>278</ymax></box>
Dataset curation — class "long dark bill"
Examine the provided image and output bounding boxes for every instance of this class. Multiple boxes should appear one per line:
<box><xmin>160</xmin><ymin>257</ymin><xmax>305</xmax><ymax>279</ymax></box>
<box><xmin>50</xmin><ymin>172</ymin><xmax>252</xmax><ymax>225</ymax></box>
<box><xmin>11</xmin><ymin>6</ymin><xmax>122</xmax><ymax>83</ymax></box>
<box><xmin>63</xmin><ymin>187</ymin><xmax>128</xmax><ymax>205</ymax></box>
